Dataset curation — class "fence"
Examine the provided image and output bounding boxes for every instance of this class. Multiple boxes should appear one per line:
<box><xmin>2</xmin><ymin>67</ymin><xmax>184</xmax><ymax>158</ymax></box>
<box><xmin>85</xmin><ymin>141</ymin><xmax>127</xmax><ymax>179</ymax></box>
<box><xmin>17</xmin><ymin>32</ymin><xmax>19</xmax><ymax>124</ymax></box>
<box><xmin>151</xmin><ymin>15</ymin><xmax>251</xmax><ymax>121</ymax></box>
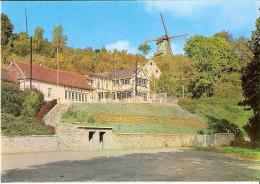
<box><xmin>195</xmin><ymin>133</ymin><xmax>234</xmax><ymax>147</ymax></box>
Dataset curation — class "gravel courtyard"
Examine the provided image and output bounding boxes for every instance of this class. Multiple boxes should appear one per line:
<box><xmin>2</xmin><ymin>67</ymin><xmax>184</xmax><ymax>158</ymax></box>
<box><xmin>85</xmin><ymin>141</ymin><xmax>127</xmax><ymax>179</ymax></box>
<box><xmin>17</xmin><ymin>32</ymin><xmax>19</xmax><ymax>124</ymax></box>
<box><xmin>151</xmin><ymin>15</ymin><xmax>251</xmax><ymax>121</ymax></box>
<box><xmin>2</xmin><ymin>148</ymin><xmax>259</xmax><ymax>182</ymax></box>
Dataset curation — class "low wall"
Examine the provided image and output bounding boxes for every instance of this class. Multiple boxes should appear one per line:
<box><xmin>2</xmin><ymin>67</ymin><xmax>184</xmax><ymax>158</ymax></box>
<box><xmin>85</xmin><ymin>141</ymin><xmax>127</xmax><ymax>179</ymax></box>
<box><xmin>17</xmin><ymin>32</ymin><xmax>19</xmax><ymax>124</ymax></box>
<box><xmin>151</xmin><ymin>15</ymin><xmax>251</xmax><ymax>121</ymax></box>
<box><xmin>113</xmin><ymin>134</ymin><xmax>197</xmax><ymax>150</ymax></box>
<box><xmin>215</xmin><ymin>133</ymin><xmax>234</xmax><ymax>146</ymax></box>
<box><xmin>1</xmin><ymin>135</ymin><xmax>58</xmax><ymax>154</ymax></box>
<box><xmin>2</xmin><ymin>123</ymin><xmax>235</xmax><ymax>153</ymax></box>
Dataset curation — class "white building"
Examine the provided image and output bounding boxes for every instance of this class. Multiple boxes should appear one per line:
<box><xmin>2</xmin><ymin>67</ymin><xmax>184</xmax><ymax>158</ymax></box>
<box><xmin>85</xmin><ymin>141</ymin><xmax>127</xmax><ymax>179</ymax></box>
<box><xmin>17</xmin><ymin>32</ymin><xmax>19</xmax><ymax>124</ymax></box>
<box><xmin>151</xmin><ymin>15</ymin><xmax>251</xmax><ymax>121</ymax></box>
<box><xmin>9</xmin><ymin>61</ymin><xmax>93</xmax><ymax>103</ymax></box>
<box><xmin>143</xmin><ymin>60</ymin><xmax>161</xmax><ymax>79</ymax></box>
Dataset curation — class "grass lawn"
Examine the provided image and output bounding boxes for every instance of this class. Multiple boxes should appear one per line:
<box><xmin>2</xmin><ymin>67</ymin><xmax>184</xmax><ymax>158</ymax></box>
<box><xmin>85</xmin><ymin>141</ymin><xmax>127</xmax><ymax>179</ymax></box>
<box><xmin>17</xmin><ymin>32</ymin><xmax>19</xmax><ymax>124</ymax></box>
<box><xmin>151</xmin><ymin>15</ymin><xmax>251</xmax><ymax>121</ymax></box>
<box><xmin>60</xmin><ymin>103</ymin><xmax>207</xmax><ymax>134</ymax></box>
<box><xmin>193</xmin><ymin>146</ymin><xmax>260</xmax><ymax>160</ymax></box>
<box><xmin>192</xmin><ymin>98</ymin><xmax>253</xmax><ymax>132</ymax></box>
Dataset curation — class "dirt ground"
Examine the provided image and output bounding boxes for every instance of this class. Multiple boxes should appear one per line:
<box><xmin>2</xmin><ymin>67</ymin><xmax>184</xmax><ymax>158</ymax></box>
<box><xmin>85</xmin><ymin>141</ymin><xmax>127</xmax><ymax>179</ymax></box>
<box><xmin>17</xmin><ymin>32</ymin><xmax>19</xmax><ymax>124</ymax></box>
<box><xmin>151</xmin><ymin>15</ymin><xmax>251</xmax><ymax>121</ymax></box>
<box><xmin>1</xmin><ymin>148</ymin><xmax>259</xmax><ymax>182</ymax></box>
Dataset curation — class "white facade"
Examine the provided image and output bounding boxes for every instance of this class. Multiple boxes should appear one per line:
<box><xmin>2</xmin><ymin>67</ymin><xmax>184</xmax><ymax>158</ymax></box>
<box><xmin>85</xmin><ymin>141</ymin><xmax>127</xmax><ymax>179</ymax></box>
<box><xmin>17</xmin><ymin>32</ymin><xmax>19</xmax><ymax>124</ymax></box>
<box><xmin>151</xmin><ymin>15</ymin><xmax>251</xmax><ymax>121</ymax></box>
<box><xmin>143</xmin><ymin>60</ymin><xmax>161</xmax><ymax>79</ymax></box>
<box><xmin>19</xmin><ymin>79</ymin><xmax>92</xmax><ymax>104</ymax></box>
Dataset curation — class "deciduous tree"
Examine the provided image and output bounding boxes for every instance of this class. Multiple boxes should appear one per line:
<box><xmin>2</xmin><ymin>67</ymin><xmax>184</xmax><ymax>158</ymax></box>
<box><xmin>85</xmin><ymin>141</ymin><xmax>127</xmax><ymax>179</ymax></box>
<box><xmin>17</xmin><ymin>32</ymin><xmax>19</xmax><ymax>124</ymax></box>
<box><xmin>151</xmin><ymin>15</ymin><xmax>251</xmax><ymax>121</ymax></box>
<box><xmin>241</xmin><ymin>16</ymin><xmax>260</xmax><ymax>142</ymax></box>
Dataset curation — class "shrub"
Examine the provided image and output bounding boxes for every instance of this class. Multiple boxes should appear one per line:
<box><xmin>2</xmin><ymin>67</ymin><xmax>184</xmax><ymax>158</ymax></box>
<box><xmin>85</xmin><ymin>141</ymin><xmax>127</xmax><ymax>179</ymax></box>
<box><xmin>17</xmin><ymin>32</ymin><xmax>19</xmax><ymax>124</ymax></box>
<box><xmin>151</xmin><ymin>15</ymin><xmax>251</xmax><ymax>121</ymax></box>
<box><xmin>1</xmin><ymin>113</ymin><xmax>52</xmax><ymax>136</ymax></box>
<box><xmin>21</xmin><ymin>88</ymin><xmax>45</xmax><ymax>117</ymax></box>
<box><xmin>207</xmin><ymin>116</ymin><xmax>244</xmax><ymax>140</ymax></box>
<box><xmin>1</xmin><ymin>83</ymin><xmax>24</xmax><ymax>116</ymax></box>
<box><xmin>178</xmin><ymin>97</ymin><xmax>197</xmax><ymax>113</ymax></box>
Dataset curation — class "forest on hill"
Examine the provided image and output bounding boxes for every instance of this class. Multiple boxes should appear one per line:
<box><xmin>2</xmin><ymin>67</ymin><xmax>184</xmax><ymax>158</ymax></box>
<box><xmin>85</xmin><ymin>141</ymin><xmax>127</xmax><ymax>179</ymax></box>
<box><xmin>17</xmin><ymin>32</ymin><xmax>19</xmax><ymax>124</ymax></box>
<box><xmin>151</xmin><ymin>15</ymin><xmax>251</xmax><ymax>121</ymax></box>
<box><xmin>1</xmin><ymin>13</ymin><xmax>259</xmax><ymax>142</ymax></box>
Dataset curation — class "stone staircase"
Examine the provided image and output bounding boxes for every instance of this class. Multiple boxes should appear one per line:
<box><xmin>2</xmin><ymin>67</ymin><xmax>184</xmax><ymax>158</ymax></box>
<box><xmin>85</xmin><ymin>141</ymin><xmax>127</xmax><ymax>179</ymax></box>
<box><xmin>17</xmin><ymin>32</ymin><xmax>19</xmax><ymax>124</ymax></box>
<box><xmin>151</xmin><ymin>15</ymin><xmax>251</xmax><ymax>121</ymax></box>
<box><xmin>43</xmin><ymin>103</ymin><xmax>70</xmax><ymax>128</ymax></box>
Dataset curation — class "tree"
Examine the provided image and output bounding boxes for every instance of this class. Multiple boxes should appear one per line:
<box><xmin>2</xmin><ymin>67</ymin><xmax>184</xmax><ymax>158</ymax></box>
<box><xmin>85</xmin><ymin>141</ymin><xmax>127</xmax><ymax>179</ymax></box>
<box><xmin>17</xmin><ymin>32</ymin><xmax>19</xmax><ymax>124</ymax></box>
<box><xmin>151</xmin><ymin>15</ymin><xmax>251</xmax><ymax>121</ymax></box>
<box><xmin>184</xmin><ymin>35</ymin><xmax>239</xmax><ymax>98</ymax></box>
<box><xmin>138</xmin><ymin>43</ymin><xmax>151</xmax><ymax>56</ymax></box>
<box><xmin>152</xmin><ymin>55</ymin><xmax>199</xmax><ymax>98</ymax></box>
<box><xmin>13</xmin><ymin>32</ymin><xmax>30</xmax><ymax>56</ymax></box>
<box><xmin>1</xmin><ymin>13</ymin><xmax>14</xmax><ymax>46</ymax></box>
<box><xmin>231</xmin><ymin>36</ymin><xmax>253</xmax><ymax>73</ymax></box>
<box><xmin>213</xmin><ymin>31</ymin><xmax>233</xmax><ymax>44</ymax></box>
<box><xmin>34</xmin><ymin>27</ymin><xmax>45</xmax><ymax>53</ymax></box>
<box><xmin>241</xmin><ymin>16</ymin><xmax>260</xmax><ymax>142</ymax></box>
<box><xmin>51</xmin><ymin>24</ymin><xmax>68</xmax><ymax>49</ymax></box>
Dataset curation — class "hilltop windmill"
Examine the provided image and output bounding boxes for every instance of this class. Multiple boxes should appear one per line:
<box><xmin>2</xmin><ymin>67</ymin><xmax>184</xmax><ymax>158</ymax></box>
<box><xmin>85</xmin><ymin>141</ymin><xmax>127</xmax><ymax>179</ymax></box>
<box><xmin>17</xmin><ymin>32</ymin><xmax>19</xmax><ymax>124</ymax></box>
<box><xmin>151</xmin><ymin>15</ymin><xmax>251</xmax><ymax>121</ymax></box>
<box><xmin>145</xmin><ymin>12</ymin><xmax>189</xmax><ymax>56</ymax></box>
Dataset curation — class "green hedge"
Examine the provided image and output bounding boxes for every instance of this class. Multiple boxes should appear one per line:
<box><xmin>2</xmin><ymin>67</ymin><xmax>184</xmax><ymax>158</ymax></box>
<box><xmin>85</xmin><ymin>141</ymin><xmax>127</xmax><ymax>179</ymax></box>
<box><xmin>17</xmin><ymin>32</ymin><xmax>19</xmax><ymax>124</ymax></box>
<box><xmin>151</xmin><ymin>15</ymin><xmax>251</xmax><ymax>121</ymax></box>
<box><xmin>1</xmin><ymin>113</ymin><xmax>52</xmax><ymax>137</ymax></box>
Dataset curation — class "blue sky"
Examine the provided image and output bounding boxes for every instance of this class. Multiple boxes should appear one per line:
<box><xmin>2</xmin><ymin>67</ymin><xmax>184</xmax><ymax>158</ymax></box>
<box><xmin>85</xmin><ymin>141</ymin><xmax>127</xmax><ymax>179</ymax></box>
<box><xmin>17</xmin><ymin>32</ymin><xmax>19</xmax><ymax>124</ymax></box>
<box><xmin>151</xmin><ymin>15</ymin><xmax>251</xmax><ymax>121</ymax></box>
<box><xmin>1</xmin><ymin>1</ymin><xmax>259</xmax><ymax>58</ymax></box>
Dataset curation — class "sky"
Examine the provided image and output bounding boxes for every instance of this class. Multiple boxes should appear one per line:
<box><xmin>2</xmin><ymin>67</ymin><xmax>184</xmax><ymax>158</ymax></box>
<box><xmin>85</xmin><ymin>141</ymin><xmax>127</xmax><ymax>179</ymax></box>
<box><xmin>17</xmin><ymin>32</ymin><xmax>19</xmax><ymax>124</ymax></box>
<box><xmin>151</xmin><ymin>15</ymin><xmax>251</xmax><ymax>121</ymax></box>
<box><xmin>1</xmin><ymin>1</ymin><xmax>259</xmax><ymax>58</ymax></box>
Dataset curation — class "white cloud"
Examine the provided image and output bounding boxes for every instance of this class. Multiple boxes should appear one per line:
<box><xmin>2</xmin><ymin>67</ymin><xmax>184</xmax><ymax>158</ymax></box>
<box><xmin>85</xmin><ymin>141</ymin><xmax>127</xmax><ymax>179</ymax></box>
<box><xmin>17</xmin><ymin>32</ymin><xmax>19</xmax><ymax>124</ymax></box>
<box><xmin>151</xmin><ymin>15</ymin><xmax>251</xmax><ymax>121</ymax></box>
<box><xmin>145</xmin><ymin>1</ymin><xmax>212</xmax><ymax>18</ymax></box>
<box><xmin>105</xmin><ymin>40</ymin><xmax>138</xmax><ymax>54</ymax></box>
<box><xmin>144</xmin><ymin>1</ymin><xmax>259</xmax><ymax>32</ymax></box>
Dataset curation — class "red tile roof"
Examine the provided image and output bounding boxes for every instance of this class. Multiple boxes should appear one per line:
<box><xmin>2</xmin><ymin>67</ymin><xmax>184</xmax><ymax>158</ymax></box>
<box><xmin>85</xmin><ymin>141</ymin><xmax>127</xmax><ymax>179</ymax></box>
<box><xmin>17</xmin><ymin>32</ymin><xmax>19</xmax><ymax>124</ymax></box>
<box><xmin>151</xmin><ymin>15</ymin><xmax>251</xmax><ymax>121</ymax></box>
<box><xmin>13</xmin><ymin>61</ymin><xmax>92</xmax><ymax>90</ymax></box>
<box><xmin>89</xmin><ymin>68</ymin><xmax>141</xmax><ymax>79</ymax></box>
<box><xmin>1</xmin><ymin>67</ymin><xmax>19</xmax><ymax>84</ymax></box>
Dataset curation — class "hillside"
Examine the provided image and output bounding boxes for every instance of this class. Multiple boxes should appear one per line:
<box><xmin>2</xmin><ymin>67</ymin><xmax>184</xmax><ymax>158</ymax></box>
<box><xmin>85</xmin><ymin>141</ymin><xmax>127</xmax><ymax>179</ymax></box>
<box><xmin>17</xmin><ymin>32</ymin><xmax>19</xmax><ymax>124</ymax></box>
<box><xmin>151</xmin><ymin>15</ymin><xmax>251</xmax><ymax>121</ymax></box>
<box><xmin>60</xmin><ymin>103</ymin><xmax>207</xmax><ymax>134</ymax></box>
<box><xmin>178</xmin><ymin>97</ymin><xmax>253</xmax><ymax>135</ymax></box>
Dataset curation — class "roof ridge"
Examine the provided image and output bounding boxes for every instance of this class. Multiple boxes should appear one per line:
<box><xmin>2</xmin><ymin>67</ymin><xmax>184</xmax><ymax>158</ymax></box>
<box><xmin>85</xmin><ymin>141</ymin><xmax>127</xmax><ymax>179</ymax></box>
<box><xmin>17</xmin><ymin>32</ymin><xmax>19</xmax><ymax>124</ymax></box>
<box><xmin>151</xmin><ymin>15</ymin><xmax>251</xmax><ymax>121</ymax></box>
<box><xmin>14</xmin><ymin>60</ymin><xmax>91</xmax><ymax>80</ymax></box>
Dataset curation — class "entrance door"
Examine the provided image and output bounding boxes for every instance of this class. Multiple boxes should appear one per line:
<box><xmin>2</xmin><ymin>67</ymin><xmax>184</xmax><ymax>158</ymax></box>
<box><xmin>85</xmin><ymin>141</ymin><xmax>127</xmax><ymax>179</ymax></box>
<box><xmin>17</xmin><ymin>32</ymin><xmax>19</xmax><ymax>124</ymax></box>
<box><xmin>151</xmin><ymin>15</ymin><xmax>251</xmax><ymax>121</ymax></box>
<box><xmin>99</xmin><ymin>132</ymin><xmax>106</xmax><ymax>150</ymax></box>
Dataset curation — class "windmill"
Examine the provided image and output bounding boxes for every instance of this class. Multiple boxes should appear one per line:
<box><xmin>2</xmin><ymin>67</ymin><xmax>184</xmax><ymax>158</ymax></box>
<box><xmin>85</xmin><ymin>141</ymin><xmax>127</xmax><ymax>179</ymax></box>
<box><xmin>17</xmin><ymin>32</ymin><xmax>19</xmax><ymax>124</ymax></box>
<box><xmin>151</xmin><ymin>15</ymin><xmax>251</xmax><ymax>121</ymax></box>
<box><xmin>145</xmin><ymin>12</ymin><xmax>189</xmax><ymax>56</ymax></box>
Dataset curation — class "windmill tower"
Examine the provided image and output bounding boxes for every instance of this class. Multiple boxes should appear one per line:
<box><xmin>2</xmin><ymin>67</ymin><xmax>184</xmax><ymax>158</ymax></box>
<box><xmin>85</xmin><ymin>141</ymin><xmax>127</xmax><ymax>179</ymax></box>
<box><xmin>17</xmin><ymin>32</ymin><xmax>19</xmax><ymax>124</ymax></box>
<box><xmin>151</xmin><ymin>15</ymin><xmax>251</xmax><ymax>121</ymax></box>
<box><xmin>145</xmin><ymin>12</ymin><xmax>189</xmax><ymax>56</ymax></box>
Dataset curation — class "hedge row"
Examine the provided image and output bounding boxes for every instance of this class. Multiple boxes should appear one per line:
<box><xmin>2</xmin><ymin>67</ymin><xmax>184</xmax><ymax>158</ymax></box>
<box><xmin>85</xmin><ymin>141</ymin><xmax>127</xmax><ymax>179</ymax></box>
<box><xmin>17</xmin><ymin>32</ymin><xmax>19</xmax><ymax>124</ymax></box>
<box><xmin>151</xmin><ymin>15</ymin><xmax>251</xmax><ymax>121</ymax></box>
<box><xmin>35</xmin><ymin>99</ymin><xmax>57</xmax><ymax>133</ymax></box>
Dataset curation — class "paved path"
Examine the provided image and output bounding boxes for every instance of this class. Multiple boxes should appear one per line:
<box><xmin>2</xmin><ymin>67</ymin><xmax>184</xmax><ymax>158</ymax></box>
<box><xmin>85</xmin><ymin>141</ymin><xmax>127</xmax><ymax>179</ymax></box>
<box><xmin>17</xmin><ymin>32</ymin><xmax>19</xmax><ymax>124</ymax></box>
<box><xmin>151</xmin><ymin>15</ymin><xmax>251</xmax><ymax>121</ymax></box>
<box><xmin>2</xmin><ymin>148</ymin><xmax>259</xmax><ymax>182</ymax></box>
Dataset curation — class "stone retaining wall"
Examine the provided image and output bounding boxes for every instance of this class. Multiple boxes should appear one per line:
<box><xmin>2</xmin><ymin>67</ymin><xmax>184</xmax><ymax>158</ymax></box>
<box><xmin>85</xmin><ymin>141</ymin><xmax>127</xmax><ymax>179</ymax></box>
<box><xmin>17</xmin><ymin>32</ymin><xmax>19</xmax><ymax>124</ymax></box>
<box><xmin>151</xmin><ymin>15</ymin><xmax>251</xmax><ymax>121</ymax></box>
<box><xmin>215</xmin><ymin>133</ymin><xmax>235</xmax><ymax>146</ymax></box>
<box><xmin>1</xmin><ymin>135</ymin><xmax>58</xmax><ymax>154</ymax></box>
<box><xmin>2</xmin><ymin>123</ymin><xmax>235</xmax><ymax>154</ymax></box>
<box><xmin>113</xmin><ymin>134</ymin><xmax>197</xmax><ymax>150</ymax></box>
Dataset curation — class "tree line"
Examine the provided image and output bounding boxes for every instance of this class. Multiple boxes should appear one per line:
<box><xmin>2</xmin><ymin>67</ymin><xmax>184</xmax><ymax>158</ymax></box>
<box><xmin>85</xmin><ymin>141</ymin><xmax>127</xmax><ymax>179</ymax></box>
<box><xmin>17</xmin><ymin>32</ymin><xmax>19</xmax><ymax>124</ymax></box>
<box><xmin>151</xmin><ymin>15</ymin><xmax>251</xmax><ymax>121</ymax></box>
<box><xmin>1</xmin><ymin>13</ymin><xmax>147</xmax><ymax>75</ymax></box>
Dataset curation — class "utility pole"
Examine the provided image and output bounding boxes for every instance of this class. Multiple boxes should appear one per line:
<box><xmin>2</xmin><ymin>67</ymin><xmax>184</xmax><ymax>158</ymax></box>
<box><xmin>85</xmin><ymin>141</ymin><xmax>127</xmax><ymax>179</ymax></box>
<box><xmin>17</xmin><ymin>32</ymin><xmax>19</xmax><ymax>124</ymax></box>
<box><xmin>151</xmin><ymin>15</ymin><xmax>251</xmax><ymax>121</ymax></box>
<box><xmin>30</xmin><ymin>36</ymin><xmax>32</xmax><ymax>89</ymax></box>
<box><xmin>135</xmin><ymin>60</ymin><xmax>138</xmax><ymax>96</ymax></box>
<box><xmin>57</xmin><ymin>47</ymin><xmax>59</xmax><ymax>86</ymax></box>
<box><xmin>114</xmin><ymin>55</ymin><xmax>117</xmax><ymax>100</ymax></box>
<box><xmin>25</xmin><ymin>7</ymin><xmax>28</xmax><ymax>35</ymax></box>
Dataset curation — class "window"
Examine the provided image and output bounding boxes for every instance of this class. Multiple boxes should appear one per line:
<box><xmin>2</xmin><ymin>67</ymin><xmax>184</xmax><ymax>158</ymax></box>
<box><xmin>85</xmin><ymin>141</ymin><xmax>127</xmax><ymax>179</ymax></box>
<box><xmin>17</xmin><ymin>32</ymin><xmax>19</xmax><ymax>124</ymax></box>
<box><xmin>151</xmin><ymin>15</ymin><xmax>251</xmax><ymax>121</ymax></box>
<box><xmin>72</xmin><ymin>93</ymin><xmax>74</xmax><ymax>101</ymax></box>
<box><xmin>156</xmin><ymin>69</ymin><xmax>158</xmax><ymax>73</ymax></box>
<box><xmin>79</xmin><ymin>94</ymin><xmax>81</xmax><ymax>101</ymax></box>
<box><xmin>68</xmin><ymin>92</ymin><xmax>71</xmax><ymax>100</ymax></box>
<box><xmin>150</xmin><ymin>62</ymin><xmax>152</xmax><ymax>65</ymax></box>
<box><xmin>82</xmin><ymin>94</ymin><xmax>84</xmax><ymax>102</ymax></box>
<box><xmin>106</xmin><ymin>83</ymin><xmax>108</xmax><ymax>89</ymax></box>
<box><xmin>48</xmin><ymin>88</ymin><xmax>52</xmax><ymax>97</ymax></box>
<box><xmin>97</xmin><ymin>82</ymin><xmax>100</xmax><ymax>89</ymax></box>
<box><xmin>113</xmin><ymin>79</ymin><xmax>119</xmax><ymax>86</ymax></box>
<box><xmin>76</xmin><ymin>93</ymin><xmax>78</xmax><ymax>101</ymax></box>
<box><xmin>85</xmin><ymin>94</ymin><xmax>87</xmax><ymax>102</ymax></box>
<box><xmin>65</xmin><ymin>91</ymin><xmax>67</xmax><ymax>99</ymax></box>
<box><xmin>122</xmin><ymin>78</ymin><xmax>130</xmax><ymax>85</ymax></box>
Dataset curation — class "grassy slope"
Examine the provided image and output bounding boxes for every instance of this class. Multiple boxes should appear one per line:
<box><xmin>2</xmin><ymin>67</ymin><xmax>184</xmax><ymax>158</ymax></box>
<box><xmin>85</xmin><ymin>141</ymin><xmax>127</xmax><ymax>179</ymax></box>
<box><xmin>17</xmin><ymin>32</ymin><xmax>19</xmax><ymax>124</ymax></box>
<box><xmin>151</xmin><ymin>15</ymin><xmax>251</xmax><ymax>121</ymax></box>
<box><xmin>61</xmin><ymin>103</ymin><xmax>207</xmax><ymax>134</ymax></box>
<box><xmin>192</xmin><ymin>98</ymin><xmax>253</xmax><ymax>132</ymax></box>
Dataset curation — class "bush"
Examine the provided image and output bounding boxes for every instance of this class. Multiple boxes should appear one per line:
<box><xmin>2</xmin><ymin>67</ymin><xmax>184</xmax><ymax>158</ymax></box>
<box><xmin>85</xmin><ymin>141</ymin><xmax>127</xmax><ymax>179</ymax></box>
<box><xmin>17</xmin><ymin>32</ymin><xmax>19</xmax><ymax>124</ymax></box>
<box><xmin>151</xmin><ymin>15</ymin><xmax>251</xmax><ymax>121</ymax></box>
<box><xmin>1</xmin><ymin>113</ymin><xmax>52</xmax><ymax>136</ymax></box>
<box><xmin>21</xmin><ymin>88</ymin><xmax>45</xmax><ymax>117</ymax></box>
<box><xmin>207</xmin><ymin>116</ymin><xmax>244</xmax><ymax>140</ymax></box>
<box><xmin>1</xmin><ymin>83</ymin><xmax>24</xmax><ymax>116</ymax></box>
<box><xmin>178</xmin><ymin>97</ymin><xmax>197</xmax><ymax>113</ymax></box>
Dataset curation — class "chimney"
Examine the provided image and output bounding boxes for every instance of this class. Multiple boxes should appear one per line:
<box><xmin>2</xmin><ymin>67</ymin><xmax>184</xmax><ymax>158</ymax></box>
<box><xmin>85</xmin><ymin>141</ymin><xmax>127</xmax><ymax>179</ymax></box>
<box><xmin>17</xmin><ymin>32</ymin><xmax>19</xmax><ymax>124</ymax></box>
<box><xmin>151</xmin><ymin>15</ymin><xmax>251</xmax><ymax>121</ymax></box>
<box><xmin>39</xmin><ymin>62</ymin><xmax>42</xmax><ymax>67</ymax></box>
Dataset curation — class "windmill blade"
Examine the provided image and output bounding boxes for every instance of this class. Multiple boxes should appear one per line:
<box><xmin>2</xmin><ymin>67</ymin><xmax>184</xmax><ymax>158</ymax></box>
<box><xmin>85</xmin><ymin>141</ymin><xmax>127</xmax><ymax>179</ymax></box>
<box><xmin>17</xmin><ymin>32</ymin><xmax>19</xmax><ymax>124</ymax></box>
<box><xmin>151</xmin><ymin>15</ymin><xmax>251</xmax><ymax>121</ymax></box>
<box><xmin>160</xmin><ymin>12</ymin><xmax>169</xmax><ymax>38</ymax></box>
<box><xmin>145</xmin><ymin>36</ymin><xmax>163</xmax><ymax>43</ymax></box>
<box><xmin>169</xmin><ymin>34</ymin><xmax>189</xmax><ymax>42</ymax></box>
